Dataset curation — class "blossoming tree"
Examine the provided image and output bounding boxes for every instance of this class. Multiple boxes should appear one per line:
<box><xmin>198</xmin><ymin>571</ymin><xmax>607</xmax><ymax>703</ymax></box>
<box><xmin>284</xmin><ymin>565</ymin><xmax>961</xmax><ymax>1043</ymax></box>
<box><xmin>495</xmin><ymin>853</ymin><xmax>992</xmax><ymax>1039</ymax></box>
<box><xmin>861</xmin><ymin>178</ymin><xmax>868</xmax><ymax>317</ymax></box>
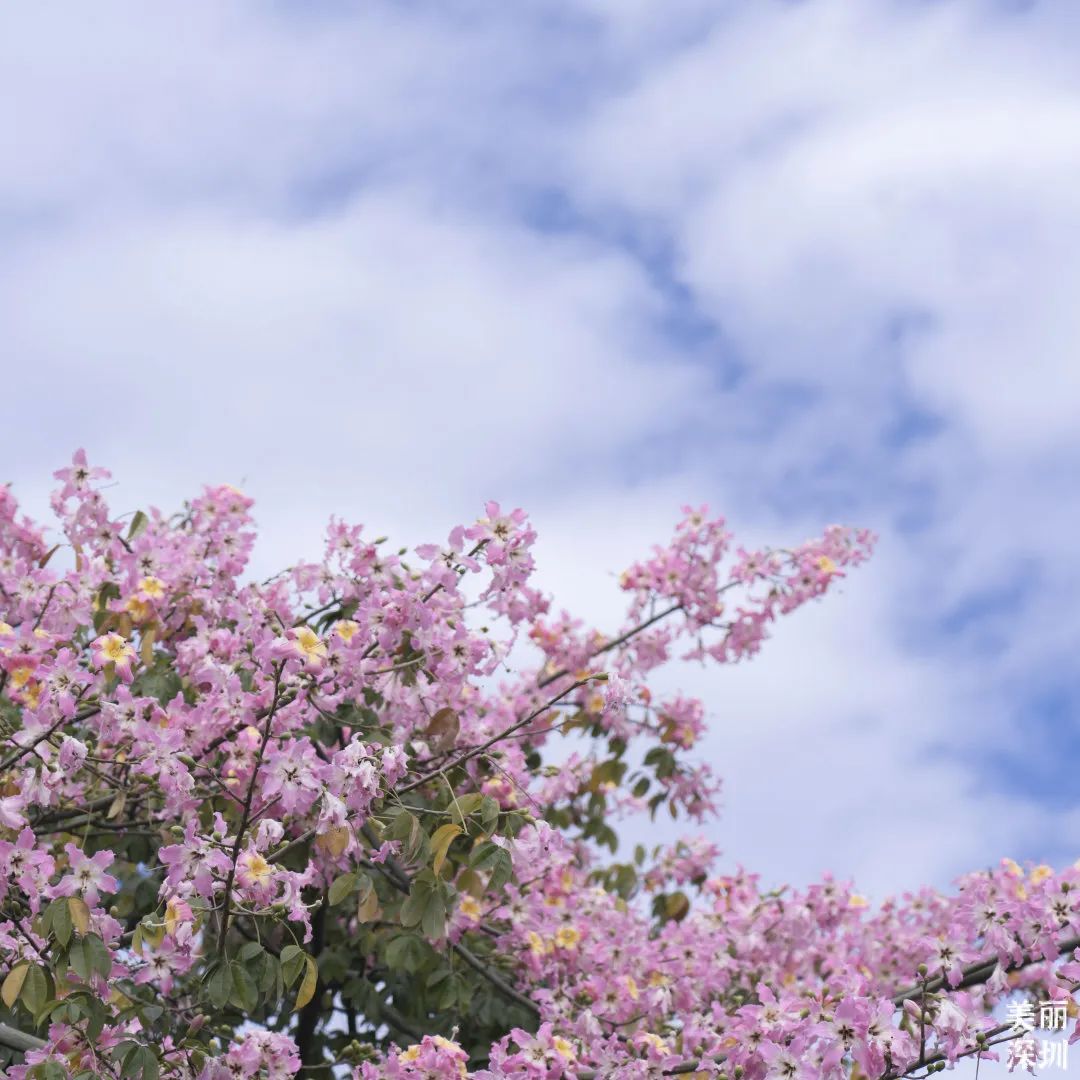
<box><xmin>0</xmin><ymin>452</ymin><xmax>1076</xmax><ymax>1079</ymax></box>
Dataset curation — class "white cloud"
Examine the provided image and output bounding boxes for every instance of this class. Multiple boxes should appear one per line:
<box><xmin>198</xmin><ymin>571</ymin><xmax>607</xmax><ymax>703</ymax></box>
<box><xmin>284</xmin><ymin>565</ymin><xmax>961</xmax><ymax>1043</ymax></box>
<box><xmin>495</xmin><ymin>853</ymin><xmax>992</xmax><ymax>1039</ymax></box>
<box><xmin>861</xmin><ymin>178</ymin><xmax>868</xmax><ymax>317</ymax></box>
<box><xmin>573</xmin><ymin>0</ymin><xmax>1080</xmax><ymax>461</ymax></box>
<box><xmin>3</xmin><ymin>190</ymin><xmax>711</xmax><ymax>570</ymax></box>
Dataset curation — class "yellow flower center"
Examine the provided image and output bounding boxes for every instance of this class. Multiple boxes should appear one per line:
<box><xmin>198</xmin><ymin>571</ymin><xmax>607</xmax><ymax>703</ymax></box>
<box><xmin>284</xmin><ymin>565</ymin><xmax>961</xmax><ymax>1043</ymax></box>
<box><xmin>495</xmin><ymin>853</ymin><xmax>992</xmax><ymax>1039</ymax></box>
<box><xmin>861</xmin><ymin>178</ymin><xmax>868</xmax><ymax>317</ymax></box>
<box><xmin>242</xmin><ymin>853</ymin><xmax>273</xmax><ymax>886</ymax></box>
<box><xmin>9</xmin><ymin>665</ymin><xmax>33</xmax><ymax>690</ymax></box>
<box><xmin>459</xmin><ymin>896</ymin><xmax>482</xmax><ymax>919</ymax></box>
<box><xmin>555</xmin><ymin>926</ymin><xmax>580</xmax><ymax>949</ymax></box>
<box><xmin>293</xmin><ymin>626</ymin><xmax>328</xmax><ymax>662</ymax></box>
<box><xmin>125</xmin><ymin>596</ymin><xmax>152</xmax><ymax>622</ymax></box>
<box><xmin>165</xmin><ymin>897</ymin><xmax>186</xmax><ymax>935</ymax></box>
<box><xmin>100</xmin><ymin>634</ymin><xmax>134</xmax><ymax>664</ymax></box>
<box><xmin>139</xmin><ymin>576</ymin><xmax>166</xmax><ymax>599</ymax></box>
<box><xmin>640</xmin><ymin>1033</ymin><xmax>669</xmax><ymax>1054</ymax></box>
<box><xmin>553</xmin><ymin>1036</ymin><xmax>575</xmax><ymax>1060</ymax></box>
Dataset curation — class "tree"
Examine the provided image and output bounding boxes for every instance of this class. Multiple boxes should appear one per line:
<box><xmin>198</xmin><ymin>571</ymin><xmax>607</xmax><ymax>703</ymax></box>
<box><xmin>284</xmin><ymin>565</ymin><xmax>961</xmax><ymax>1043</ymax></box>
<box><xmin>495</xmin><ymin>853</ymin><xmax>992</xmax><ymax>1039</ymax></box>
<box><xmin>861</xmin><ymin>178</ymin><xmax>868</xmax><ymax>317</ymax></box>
<box><xmin>0</xmin><ymin>450</ymin><xmax>1075</xmax><ymax>1080</ymax></box>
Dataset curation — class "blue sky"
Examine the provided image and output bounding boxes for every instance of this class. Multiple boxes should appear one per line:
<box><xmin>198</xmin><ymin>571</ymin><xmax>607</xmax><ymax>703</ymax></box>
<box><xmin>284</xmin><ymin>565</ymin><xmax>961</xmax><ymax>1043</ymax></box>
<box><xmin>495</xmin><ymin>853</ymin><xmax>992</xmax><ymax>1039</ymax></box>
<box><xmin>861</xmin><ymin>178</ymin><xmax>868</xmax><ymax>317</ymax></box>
<box><xmin>2</xmin><ymin>0</ymin><xmax>1077</xmax><ymax>1001</ymax></box>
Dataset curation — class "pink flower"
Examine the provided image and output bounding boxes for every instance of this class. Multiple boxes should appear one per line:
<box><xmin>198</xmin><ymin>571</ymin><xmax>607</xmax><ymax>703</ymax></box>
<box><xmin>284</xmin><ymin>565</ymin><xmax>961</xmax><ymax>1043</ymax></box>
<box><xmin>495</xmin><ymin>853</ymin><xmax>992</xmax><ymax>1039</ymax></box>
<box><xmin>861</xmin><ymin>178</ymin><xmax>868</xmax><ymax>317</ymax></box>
<box><xmin>54</xmin><ymin>843</ymin><xmax>119</xmax><ymax>906</ymax></box>
<box><xmin>91</xmin><ymin>632</ymin><xmax>137</xmax><ymax>681</ymax></box>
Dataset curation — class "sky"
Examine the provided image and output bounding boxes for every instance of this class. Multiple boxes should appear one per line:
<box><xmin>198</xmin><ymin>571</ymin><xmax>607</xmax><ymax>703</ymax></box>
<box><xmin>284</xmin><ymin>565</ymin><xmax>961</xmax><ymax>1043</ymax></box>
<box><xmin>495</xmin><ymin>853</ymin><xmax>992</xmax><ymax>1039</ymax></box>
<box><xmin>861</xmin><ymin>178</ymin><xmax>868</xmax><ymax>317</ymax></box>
<box><xmin>2</xmin><ymin>2</ymin><xmax>1079</xmax><ymax>1066</ymax></box>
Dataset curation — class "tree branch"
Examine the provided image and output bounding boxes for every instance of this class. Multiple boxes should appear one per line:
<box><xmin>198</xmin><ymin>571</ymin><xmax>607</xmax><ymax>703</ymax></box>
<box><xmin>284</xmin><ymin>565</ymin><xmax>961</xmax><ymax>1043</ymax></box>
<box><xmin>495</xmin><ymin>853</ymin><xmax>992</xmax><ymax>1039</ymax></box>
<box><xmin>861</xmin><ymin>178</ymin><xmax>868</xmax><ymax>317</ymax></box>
<box><xmin>891</xmin><ymin>931</ymin><xmax>1080</xmax><ymax>1006</ymax></box>
<box><xmin>397</xmin><ymin>675</ymin><xmax>599</xmax><ymax>795</ymax></box>
<box><xmin>0</xmin><ymin>1021</ymin><xmax>46</xmax><ymax>1052</ymax></box>
<box><xmin>216</xmin><ymin>666</ymin><xmax>284</xmax><ymax>955</ymax></box>
<box><xmin>451</xmin><ymin>941</ymin><xmax>540</xmax><ymax>1017</ymax></box>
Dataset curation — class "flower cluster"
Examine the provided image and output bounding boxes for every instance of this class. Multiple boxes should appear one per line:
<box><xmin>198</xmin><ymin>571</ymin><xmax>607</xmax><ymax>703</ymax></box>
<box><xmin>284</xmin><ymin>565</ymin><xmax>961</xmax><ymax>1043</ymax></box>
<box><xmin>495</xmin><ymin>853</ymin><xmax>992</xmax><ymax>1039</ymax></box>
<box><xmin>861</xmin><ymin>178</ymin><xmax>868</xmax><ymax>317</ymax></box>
<box><xmin>0</xmin><ymin>454</ymin><xmax>1072</xmax><ymax>1080</ymax></box>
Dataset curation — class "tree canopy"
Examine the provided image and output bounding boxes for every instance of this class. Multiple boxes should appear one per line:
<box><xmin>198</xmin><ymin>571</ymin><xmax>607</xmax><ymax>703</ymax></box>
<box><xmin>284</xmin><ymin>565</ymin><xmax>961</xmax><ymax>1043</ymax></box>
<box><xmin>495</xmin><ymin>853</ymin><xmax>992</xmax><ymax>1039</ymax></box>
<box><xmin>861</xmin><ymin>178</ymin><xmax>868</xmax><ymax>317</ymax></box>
<box><xmin>0</xmin><ymin>452</ymin><xmax>1076</xmax><ymax>1079</ymax></box>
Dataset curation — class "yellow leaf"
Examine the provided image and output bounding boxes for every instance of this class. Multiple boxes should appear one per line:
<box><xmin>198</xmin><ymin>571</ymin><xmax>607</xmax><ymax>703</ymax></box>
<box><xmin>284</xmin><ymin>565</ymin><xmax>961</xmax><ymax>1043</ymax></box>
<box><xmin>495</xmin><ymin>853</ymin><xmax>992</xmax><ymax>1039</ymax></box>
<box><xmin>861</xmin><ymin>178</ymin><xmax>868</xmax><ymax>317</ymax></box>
<box><xmin>140</xmin><ymin>919</ymin><xmax>165</xmax><ymax>951</ymax></box>
<box><xmin>430</xmin><ymin>823</ymin><xmax>463</xmax><ymax>877</ymax></box>
<box><xmin>140</xmin><ymin>627</ymin><xmax>156</xmax><ymax>667</ymax></box>
<box><xmin>664</xmin><ymin>892</ymin><xmax>690</xmax><ymax>921</ymax></box>
<box><xmin>107</xmin><ymin>790</ymin><xmax>127</xmax><ymax>820</ymax></box>
<box><xmin>357</xmin><ymin>888</ymin><xmax>380</xmax><ymax>924</ymax></box>
<box><xmin>295</xmin><ymin>955</ymin><xmax>318</xmax><ymax>1011</ymax></box>
<box><xmin>1</xmin><ymin>961</ymin><xmax>29</xmax><ymax>1009</ymax></box>
<box><xmin>425</xmin><ymin>708</ymin><xmax>460</xmax><ymax>753</ymax></box>
<box><xmin>68</xmin><ymin>897</ymin><xmax>91</xmax><ymax>935</ymax></box>
<box><xmin>316</xmin><ymin>826</ymin><xmax>350</xmax><ymax>858</ymax></box>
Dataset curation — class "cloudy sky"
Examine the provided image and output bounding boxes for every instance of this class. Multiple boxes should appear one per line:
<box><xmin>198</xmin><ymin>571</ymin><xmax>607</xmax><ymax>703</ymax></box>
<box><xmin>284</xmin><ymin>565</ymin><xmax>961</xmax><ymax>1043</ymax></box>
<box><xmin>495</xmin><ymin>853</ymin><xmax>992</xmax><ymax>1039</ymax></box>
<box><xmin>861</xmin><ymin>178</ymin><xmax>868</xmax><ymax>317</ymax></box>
<box><xmin>3</xmin><ymin>3</ymin><xmax>1077</xmax><ymax>1048</ymax></box>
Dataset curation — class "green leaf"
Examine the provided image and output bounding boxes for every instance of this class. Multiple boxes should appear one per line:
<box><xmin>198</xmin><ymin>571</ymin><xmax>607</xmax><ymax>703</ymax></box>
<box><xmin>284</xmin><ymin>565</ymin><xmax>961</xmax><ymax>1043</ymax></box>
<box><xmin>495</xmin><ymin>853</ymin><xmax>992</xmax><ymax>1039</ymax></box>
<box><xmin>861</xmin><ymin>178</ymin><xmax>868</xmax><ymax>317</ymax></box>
<box><xmin>329</xmin><ymin>871</ymin><xmax>358</xmax><ymax>906</ymax></box>
<box><xmin>355</xmin><ymin>870</ymin><xmax>375</xmax><ymax>903</ymax></box>
<box><xmin>121</xmin><ymin>1045</ymin><xmax>159</xmax><ymax>1080</ymax></box>
<box><xmin>30</xmin><ymin>1065</ymin><xmax>68</xmax><ymax>1080</ymax></box>
<box><xmin>85</xmin><ymin>996</ymin><xmax>107</xmax><ymax>1042</ymax></box>
<box><xmin>385</xmin><ymin>933</ymin><xmax>429</xmax><ymax>974</ymax></box>
<box><xmin>470</xmin><ymin>842</ymin><xmax>513</xmax><ymax>891</ymax></box>
<box><xmin>50</xmin><ymin>897</ymin><xmax>73</xmax><ymax>947</ymax></box>
<box><xmin>229</xmin><ymin>961</ymin><xmax>258</xmax><ymax>1013</ymax></box>
<box><xmin>479</xmin><ymin>796</ymin><xmax>500</xmax><ymax>830</ymax></box>
<box><xmin>207</xmin><ymin>964</ymin><xmax>232</xmax><ymax>1010</ymax></box>
<box><xmin>644</xmin><ymin>746</ymin><xmax>676</xmax><ymax>779</ymax></box>
<box><xmin>388</xmin><ymin>810</ymin><xmax>424</xmax><ymax>860</ymax></box>
<box><xmin>257</xmin><ymin>952</ymin><xmax>280</xmax><ymax>994</ymax></box>
<box><xmin>421</xmin><ymin>889</ymin><xmax>447</xmax><ymax>940</ymax></box>
<box><xmin>114</xmin><ymin>1040</ymin><xmax>140</xmax><ymax>1071</ymax></box>
<box><xmin>131</xmin><ymin>658</ymin><xmax>183</xmax><ymax>705</ymax></box>
<box><xmin>448</xmin><ymin>792</ymin><xmax>484</xmax><ymax>827</ymax></box>
<box><xmin>127</xmin><ymin>510</ymin><xmax>149</xmax><ymax>539</ymax></box>
<box><xmin>280</xmin><ymin>945</ymin><xmax>305</xmax><ymax>988</ymax></box>
<box><xmin>22</xmin><ymin>963</ymin><xmax>48</xmax><ymax>1016</ymax></box>
<box><xmin>400</xmin><ymin>888</ymin><xmax>428</xmax><ymax>929</ymax></box>
<box><xmin>66</xmin><ymin>932</ymin><xmax>110</xmax><ymax>981</ymax></box>
<box><xmin>138</xmin><ymin>1048</ymin><xmax>161</xmax><ymax>1080</ymax></box>
<box><xmin>69</xmin><ymin>938</ymin><xmax>91</xmax><ymax>981</ymax></box>
<box><xmin>237</xmin><ymin>940</ymin><xmax>264</xmax><ymax>962</ymax></box>
<box><xmin>456</xmin><ymin>867</ymin><xmax>484</xmax><ymax>899</ymax></box>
